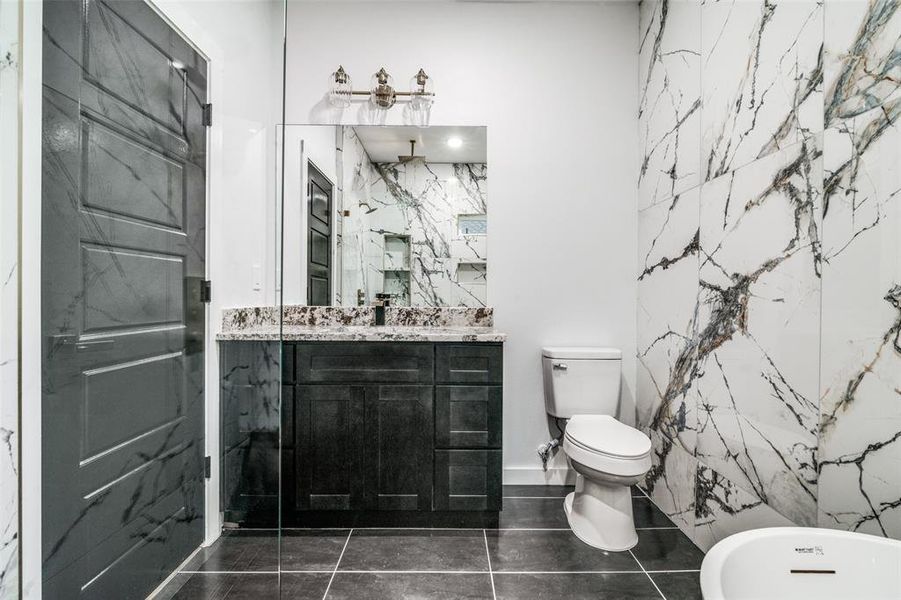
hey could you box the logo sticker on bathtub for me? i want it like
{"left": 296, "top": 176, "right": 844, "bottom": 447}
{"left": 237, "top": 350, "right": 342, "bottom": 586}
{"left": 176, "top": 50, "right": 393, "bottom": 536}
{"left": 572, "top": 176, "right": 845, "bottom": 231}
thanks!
{"left": 793, "top": 546, "right": 824, "bottom": 556}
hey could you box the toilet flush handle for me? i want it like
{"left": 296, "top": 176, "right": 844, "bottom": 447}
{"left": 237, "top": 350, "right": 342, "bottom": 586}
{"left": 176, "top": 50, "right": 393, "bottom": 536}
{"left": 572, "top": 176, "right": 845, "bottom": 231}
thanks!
{"left": 553, "top": 362, "right": 568, "bottom": 371}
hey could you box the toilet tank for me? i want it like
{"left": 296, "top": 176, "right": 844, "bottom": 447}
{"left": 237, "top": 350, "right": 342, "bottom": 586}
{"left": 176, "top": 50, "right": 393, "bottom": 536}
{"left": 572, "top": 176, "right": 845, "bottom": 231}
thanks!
{"left": 541, "top": 347, "right": 622, "bottom": 418}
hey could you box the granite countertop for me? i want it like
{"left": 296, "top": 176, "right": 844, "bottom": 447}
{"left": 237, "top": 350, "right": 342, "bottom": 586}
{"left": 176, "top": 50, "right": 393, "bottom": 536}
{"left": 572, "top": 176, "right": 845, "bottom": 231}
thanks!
{"left": 216, "top": 305, "right": 505, "bottom": 342}
{"left": 216, "top": 324, "right": 506, "bottom": 342}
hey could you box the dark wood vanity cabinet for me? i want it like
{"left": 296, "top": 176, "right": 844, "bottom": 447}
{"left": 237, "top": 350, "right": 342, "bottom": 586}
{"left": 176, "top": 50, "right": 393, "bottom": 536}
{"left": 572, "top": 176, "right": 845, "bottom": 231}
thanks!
{"left": 219, "top": 340, "right": 503, "bottom": 527}
{"left": 281, "top": 341, "right": 503, "bottom": 524}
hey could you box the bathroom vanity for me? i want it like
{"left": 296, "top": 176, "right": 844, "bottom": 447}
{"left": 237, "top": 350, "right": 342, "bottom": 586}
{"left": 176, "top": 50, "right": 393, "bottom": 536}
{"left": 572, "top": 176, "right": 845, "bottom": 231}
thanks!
{"left": 218, "top": 307, "right": 505, "bottom": 527}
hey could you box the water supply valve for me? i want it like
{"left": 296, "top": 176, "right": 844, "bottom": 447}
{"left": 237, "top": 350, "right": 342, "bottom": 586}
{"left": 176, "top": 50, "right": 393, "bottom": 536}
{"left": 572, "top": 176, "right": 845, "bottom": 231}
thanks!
{"left": 537, "top": 438, "right": 561, "bottom": 470}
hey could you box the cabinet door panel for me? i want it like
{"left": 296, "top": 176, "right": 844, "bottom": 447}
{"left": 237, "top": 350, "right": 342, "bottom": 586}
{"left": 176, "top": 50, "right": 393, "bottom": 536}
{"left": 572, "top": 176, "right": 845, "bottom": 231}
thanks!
{"left": 435, "top": 386, "right": 502, "bottom": 448}
{"left": 364, "top": 385, "right": 433, "bottom": 510}
{"left": 295, "top": 385, "right": 365, "bottom": 510}
{"left": 436, "top": 345, "right": 503, "bottom": 384}
{"left": 434, "top": 450, "right": 502, "bottom": 511}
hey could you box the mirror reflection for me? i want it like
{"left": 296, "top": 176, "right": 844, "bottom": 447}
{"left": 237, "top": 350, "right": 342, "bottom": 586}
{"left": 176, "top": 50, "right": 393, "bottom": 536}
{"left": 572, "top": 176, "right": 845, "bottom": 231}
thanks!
{"left": 280, "top": 125, "right": 488, "bottom": 307}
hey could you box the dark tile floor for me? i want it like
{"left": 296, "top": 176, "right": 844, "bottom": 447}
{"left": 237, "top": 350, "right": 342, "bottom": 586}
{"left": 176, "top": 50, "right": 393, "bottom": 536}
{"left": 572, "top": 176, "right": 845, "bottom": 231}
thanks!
{"left": 155, "top": 486, "right": 703, "bottom": 599}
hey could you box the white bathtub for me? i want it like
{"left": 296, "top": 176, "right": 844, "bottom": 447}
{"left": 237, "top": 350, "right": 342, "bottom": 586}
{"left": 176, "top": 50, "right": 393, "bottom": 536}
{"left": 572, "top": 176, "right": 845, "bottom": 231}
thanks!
{"left": 700, "top": 527, "right": 901, "bottom": 600}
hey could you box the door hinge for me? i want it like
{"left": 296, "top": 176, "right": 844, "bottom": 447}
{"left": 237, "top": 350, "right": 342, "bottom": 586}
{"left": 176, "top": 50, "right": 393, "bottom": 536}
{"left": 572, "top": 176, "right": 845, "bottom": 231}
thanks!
{"left": 204, "top": 456, "right": 211, "bottom": 479}
{"left": 202, "top": 103, "right": 212, "bottom": 127}
{"left": 200, "top": 280, "right": 212, "bottom": 303}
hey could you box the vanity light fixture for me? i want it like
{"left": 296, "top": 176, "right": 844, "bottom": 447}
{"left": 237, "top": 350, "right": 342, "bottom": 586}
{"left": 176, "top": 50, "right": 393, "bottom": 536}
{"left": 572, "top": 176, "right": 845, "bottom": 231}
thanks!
{"left": 329, "top": 65, "right": 353, "bottom": 108}
{"left": 327, "top": 66, "right": 436, "bottom": 123}
{"left": 446, "top": 136, "right": 463, "bottom": 149}
{"left": 370, "top": 67, "right": 396, "bottom": 109}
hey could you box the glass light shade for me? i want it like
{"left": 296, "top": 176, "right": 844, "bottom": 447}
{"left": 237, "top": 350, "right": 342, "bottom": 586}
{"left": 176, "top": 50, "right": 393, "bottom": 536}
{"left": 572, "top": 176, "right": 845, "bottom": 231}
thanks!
{"left": 370, "top": 68, "right": 396, "bottom": 109}
{"left": 409, "top": 69, "right": 435, "bottom": 109}
{"left": 329, "top": 66, "right": 352, "bottom": 108}
{"left": 409, "top": 69, "right": 434, "bottom": 127}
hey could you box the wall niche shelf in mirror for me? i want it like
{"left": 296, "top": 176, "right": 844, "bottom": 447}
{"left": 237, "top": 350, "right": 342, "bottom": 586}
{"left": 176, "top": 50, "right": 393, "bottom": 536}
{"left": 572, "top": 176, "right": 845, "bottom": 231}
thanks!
{"left": 278, "top": 124, "right": 488, "bottom": 308}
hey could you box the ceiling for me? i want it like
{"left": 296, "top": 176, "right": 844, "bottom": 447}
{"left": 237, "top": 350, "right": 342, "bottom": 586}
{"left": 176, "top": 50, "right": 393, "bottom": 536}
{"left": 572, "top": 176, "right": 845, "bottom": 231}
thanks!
{"left": 354, "top": 125, "right": 487, "bottom": 163}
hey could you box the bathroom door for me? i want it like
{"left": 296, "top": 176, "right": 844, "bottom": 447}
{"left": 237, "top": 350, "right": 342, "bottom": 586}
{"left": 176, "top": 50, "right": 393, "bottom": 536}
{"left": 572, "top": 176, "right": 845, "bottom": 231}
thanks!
{"left": 307, "top": 161, "right": 332, "bottom": 305}
{"left": 41, "top": 0, "right": 208, "bottom": 597}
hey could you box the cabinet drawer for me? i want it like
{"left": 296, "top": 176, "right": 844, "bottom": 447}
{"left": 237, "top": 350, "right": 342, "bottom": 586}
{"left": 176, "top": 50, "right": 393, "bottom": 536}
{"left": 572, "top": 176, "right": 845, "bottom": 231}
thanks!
{"left": 435, "top": 386, "right": 502, "bottom": 448}
{"left": 436, "top": 345, "right": 503, "bottom": 384}
{"left": 434, "top": 450, "right": 502, "bottom": 511}
{"left": 296, "top": 343, "right": 434, "bottom": 383}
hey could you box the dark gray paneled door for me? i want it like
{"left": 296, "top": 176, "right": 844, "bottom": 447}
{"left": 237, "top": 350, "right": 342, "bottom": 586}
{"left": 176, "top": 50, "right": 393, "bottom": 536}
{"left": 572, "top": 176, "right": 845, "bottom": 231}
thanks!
{"left": 307, "top": 161, "right": 332, "bottom": 305}
{"left": 41, "top": 1, "right": 207, "bottom": 597}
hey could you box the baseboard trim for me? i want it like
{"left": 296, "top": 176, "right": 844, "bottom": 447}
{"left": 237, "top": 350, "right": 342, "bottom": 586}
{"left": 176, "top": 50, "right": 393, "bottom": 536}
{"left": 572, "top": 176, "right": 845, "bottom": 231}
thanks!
{"left": 503, "top": 467, "right": 576, "bottom": 486}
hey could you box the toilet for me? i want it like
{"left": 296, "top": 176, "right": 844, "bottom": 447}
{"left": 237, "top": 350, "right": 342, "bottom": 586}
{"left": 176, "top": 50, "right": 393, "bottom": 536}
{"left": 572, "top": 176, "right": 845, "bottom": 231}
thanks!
{"left": 541, "top": 347, "right": 652, "bottom": 551}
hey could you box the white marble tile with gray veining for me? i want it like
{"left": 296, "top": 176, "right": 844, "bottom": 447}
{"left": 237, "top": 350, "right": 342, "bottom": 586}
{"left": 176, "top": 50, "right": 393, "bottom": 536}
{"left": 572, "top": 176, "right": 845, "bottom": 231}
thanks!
{"left": 639, "top": 0, "right": 701, "bottom": 209}
{"left": 701, "top": 0, "right": 823, "bottom": 181}
{"left": 637, "top": 187, "right": 700, "bottom": 452}
{"left": 694, "top": 137, "right": 823, "bottom": 527}
{"left": 824, "top": 0, "right": 901, "bottom": 130}
{"left": 693, "top": 464, "right": 795, "bottom": 552}
{"left": 642, "top": 430, "right": 698, "bottom": 536}
{"left": 818, "top": 96, "right": 901, "bottom": 539}
{"left": 340, "top": 131, "right": 488, "bottom": 308}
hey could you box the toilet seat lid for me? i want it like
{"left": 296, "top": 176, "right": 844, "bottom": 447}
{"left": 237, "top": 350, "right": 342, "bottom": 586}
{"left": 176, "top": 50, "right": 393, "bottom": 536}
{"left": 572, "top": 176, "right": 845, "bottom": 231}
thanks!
{"left": 565, "top": 415, "right": 651, "bottom": 459}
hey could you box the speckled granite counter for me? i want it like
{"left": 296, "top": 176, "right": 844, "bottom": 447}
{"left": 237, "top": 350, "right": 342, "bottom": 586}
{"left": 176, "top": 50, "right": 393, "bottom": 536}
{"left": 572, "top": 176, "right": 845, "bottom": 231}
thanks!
{"left": 216, "top": 305, "right": 505, "bottom": 342}
{"left": 217, "top": 325, "right": 505, "bottom": 342}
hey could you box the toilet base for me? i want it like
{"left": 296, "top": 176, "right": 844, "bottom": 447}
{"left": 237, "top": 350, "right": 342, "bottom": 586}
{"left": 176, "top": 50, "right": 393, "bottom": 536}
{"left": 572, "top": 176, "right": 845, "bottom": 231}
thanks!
{"left": 564, "top": 476, "right": 637, "bottom": 552}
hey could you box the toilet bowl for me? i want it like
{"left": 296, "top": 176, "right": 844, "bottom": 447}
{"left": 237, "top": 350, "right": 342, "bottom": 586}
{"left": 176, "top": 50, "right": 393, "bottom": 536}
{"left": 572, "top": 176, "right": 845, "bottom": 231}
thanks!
{"left": 541, "top": 347, "right": 652, "bottom": 552}
{"left": 562, "top": 414, "right": 652, "bottom": 551}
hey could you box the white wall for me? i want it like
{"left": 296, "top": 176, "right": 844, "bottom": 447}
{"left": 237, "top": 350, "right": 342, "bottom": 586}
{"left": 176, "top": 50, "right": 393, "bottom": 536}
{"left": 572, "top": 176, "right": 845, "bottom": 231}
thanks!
{"left": 279, "top": 125, "right": 338, "bottom": 305}
{"left": 152, "top": 0, "right": 283, "bottom": 548}
{"left": 284, "top": 0, "right": 640, "bottom": 482}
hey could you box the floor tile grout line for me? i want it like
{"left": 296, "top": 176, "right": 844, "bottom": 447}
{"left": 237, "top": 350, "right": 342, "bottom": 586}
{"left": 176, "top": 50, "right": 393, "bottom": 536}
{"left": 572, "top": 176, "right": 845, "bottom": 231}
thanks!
{"left": 645, "top": 570, "right": 701, "bottom": 574}
{"left": 629, "top": 549, "right": 667, "bottom": 600}
{"left": 282, "top": 527, "right": 485, "bottom": 531}
{"left": 321, "top": 528, "right": 353, "bottom": 600}
{"left": 502, "top": 495, "right": 648, "bottom": 500}
{"left": 482, "top": 529, "right": 497, "bottom": 600}
{"left": 278, "top": 526, "right": 678, "bottom": 532}
{"left": 178, "top": 568, "right": 698, "bottom": 575}
{"left": 288, "top": 569, "right": 492, "bottom": 574}
{"left": 179, "top": 570, "right": 282, "bottom": 575}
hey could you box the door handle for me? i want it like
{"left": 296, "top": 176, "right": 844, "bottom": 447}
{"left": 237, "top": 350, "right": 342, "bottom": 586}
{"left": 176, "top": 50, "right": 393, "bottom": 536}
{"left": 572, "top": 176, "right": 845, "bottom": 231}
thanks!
{"left": 553, "top": 362, "right": 568, "bottom": 371}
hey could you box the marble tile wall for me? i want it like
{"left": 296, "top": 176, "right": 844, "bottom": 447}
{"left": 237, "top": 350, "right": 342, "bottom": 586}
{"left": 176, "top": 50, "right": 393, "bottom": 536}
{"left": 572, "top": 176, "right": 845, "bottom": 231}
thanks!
{"left": 339, "top": 127, "right": 488, "bottom": 307}
{"left": 818, "top": 1, "right": 901, "bottom": 539}
{"left": 339, "top": 126, "right": 381, "bottom": 305}
{"left": 0, "top": 0, "right": 19, "bottom": 593}
{"left": 637, "top": 0, "right": 901, "bottom": 550}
